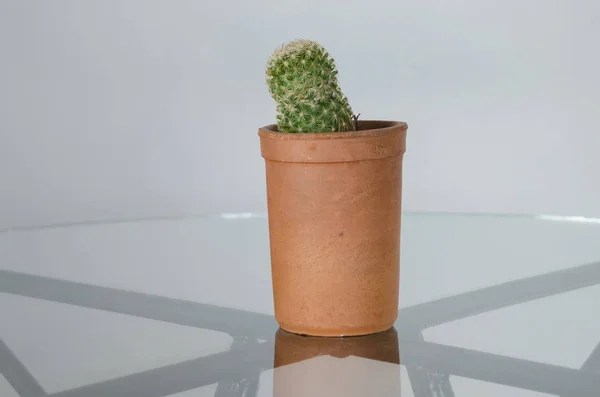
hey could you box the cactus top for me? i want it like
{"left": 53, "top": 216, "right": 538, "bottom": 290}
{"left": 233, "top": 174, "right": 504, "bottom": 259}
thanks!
{"left": 266, "top": 39, "right": 356, "bottom": 133}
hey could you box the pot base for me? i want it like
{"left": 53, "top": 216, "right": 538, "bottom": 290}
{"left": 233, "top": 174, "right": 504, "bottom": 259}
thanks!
{"left": 278, "top": 321, "right": 396, "bottom": 338}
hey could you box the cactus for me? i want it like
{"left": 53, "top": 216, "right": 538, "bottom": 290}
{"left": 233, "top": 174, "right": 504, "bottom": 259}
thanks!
{"left": 265, "top": 39, "right": 357, "bottom": 133}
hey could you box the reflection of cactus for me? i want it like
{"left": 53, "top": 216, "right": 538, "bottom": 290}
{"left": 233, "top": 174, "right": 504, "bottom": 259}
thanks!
{"left": 266, "top": 39, "right": 356, "bottom": 133}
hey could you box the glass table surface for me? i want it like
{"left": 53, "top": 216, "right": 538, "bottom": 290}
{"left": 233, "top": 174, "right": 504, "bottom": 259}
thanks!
{"left": 1, "top": 211, "right": 600, "bottom": 397}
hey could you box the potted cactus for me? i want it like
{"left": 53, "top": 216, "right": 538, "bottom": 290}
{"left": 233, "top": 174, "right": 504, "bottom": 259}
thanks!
{"left": 258, "top": 39, "right": 408, "bottom": 337}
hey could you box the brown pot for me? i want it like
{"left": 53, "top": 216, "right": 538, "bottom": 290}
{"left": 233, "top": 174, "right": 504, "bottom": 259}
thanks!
{"left": 258, "top": 120, "right": 407, "bottom": 337}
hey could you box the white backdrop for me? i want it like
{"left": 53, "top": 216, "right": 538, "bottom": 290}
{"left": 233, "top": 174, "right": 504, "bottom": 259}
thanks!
{"left": 1, "top": 0, "right": 599, "bottom": 228}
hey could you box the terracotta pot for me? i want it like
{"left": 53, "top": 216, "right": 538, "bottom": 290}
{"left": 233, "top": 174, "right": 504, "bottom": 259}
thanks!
{"left": 258, "top": 120, "right": 407, "bottom": 337}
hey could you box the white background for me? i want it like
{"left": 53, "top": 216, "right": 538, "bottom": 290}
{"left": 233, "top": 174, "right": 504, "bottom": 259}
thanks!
{"left": 1, "top": 1, "right": 599, "bottom": 228}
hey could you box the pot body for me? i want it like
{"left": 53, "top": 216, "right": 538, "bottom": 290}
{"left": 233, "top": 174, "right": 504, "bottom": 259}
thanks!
{"left": 259, "top": 120, "right": 407, "bottom": 336}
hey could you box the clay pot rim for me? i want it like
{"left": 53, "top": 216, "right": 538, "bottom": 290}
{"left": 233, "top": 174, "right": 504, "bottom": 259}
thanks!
{"left": 259, "top": 119, "right": 407, "bottom": 163}
{"left": 258, "top": 120, "right": 408, "bottom": 141}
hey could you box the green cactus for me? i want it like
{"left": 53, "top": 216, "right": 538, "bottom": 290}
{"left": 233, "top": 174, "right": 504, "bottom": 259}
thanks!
{"left": 265, "top": 39, "right": 357, "bottom": 133}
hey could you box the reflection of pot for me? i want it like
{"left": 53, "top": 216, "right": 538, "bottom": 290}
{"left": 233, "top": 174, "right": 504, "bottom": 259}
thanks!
{"left": 272, "top": 328, "right": 401, "bottom": 396}
{"left": 274, "top": 327, "right": 400, "bottom": 367}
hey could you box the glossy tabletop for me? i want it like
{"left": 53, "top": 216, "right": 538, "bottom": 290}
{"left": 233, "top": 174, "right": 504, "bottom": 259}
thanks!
{"left": 1, "top": 212, "right": 600, "bottom": 396}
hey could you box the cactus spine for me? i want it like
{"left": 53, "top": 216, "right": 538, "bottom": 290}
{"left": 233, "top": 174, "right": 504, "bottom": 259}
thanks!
{"left": 265, "top": 39, "right": 356, "bottom": 133}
